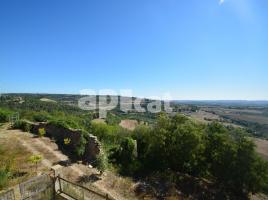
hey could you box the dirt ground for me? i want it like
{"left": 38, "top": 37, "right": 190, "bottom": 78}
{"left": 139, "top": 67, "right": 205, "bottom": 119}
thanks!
{"left": 40, "top": 98, "right": 57, "bottom": 103}
{"left": 119, "top": 119, "right": 138, "bottom": 131}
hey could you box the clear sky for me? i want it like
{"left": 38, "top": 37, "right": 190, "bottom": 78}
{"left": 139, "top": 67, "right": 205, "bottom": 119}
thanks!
{"left": 0, "top": 0, "right": 267, "bottom": 100}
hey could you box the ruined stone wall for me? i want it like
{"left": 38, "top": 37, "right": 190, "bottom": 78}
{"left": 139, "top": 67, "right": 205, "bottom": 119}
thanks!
{"left": 31, "top": 123, "right": 101, "bottom": 162}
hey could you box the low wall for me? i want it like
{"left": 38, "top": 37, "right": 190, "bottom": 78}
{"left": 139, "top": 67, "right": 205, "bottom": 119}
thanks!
{"left": 0, "top": 174, "right": 53, "bottom": 200}
{"left": 32, "top": 123, "right": 101, "bottom": 162}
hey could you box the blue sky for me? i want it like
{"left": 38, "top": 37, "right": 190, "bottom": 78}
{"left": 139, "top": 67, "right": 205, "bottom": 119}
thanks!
{"left": 0, "top": 0, "right": 267, "bottom": 100}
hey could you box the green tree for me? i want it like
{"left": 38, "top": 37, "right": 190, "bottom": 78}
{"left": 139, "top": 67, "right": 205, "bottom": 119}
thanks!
{"left": 109, "top": 137, "right": 138, "bottom": 174}
{"left": 205, "top": 122, "right": 268, "bottom": 198}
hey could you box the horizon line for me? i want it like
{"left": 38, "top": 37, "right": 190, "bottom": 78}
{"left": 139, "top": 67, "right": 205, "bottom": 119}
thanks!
{"left": 1, "top": 92, "right": 268, "bottom": 102}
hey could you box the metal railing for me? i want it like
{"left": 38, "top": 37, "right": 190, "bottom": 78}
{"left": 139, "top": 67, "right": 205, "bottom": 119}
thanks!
{"left": 0, "top": 174, "right": 54, "bottom": 200}
{"left": 56, "top": 176, "right": 115, "bottom": 200}
{"left": 0, "top": 189, "right": 15, "bottom": 200}
{"left": 0, "top": 174, "right": 116, "bottom": 200}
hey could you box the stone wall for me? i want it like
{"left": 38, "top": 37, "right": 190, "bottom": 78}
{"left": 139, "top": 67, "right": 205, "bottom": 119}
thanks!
{"left": 31, "top": 123, "right": 101, "bottom": 162}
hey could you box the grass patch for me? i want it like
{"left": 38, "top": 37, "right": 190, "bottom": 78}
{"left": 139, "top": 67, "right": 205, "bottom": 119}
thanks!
{"left": 0, "top": 139, "right": 34, "bottom": 190}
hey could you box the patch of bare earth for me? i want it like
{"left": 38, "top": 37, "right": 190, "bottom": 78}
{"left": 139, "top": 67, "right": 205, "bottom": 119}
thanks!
{"left": 40, "top": 98, "right": 57, "bottom": 103}
{"left": 119, "top": 119, "right": 138, "bottom": 131}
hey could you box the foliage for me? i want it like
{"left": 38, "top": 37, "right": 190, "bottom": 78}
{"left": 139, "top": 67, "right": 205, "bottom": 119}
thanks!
{"left": 109, "top": 137, "right": 138, "bottom": 175}
{"left": 105, "top": 113, "right": 121, "bottom": 125}
{"left": 0, "top": 108, "right": 12, "bottom": 123}
{"left": 0, "top": 111, "right": 8, "bottom": 123}
{"left": 0, "top": 144, "right": 12, "bottom": 189}
{"left": 0, "top": 168, "right": 11, "bottom": 190}
{"left": 110, "top": 114, "right": 268, "bottom": 198}
{"left": 38, "top": 128, "right": 46, "bottom": 137}
{"left": 95, "top": 152, "right": 108, "bottom": 174}
{"left": 0, "top": 142, "right": 33, "bottom": 190}
{"left": 146, "top": 114, "right": 204, "bottom": 174}
{"left": 64, "top": 138, "right": 71, "bottom": 145}
{"left": 75, "top": 134, "right": 87, "bottom": 157}
{"left": 91, "top": 122, "right": 131, "bottom": 145}
{"left": 48, "top": 118, "right": 79, "bottom": 130}
{"left": 28, "top": 154, "right": 43, "bottom": 171}
{"left": 33, "top": 112, "right": 50, "bottom": 122}
{"left": 203, "top": 122, "right": 268, "bottom": 197}
{"left": 12, "top": 120, "right": 32, "bottom": 132}
{"left": 2, "top": 94, "right": 268, "bottom": 197}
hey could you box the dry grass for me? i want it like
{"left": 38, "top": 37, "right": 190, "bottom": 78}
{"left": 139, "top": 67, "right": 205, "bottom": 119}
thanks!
{"left": 203, "top": 107, "right": 268, "bottom": 125}
{"left": 92, "top": 118, "right": 106, "bottom": 124}
{"left": 95, "top": 171, "right": 137, "bottom": 200}
{"left": 188, "top": 110, "right": 220, "bottom": 123}
{"left": 253, "top": 138, "right": 268, "bottom": 160}
{"left": 188, "top": 110, "right": 241, "bottom": 128}
{"left": 0, "top": 137, "right": 34, "bottom": 188}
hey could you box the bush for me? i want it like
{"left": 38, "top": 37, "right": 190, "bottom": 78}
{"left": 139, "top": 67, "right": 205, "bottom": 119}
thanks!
{"left": 38, "top": 128, "right": 46, "bottom": 137}
{"left": 0, "top": 169, "right": 10, "bottom": 190}
{"left": 109, "top": 137, "right": 138, "bottom": 175}
{"left": 95, "top": 152, "right": 108, "bottom": 174}
{"left": 28, "top": 154, "right": 43, "bottom": 171}
{"left": 48, "top": 119, "right": 70, "bottom": 129}
{"left": 105, "top": 113, "right": 121, "bottom": 125}
{"left": 64, "top": 138, "right": 71, "bottom": 145}
{"left": 0, "top": 109, "right": 11, "bottom": 123}
{"left": 12, "top": 120, "right": 32, "bottom": 132}
{"left": 48, "top": 118, "right": 80, "bottom": 130}
{"left": 75, "top": 134, "right": 87, "bottom": 157}
{"left": 33, "top": 112, "right": 50, "bottom": 122}
{"left": 91, "top": 122, "right": 131, "bottom": 145}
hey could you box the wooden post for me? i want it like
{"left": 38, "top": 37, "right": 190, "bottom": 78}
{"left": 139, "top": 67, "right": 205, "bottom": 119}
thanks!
{"left": 58, "top": 175, "right": 62, "bottom": 193}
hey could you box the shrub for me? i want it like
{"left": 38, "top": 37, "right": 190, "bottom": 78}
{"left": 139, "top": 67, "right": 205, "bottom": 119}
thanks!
{"left": 75, "top": 135, "right": 87, "bottom": 157}
{"left": 105, "top": 113, "right": 121, "bottom": 125}
{"left": 0, "top": 155, "right": 14, "bottom": 190}
{"left": 91, "top": 122, "right": 131, "bottom": 145}
{"left": 64, "top": 138, "right": 71, "bottom": 145}
{"left": 28, "top": 154, "right": 43, "bottom": 171}
{"left": 0, "top": 169, "right": 10, "bottom": 190}
{"left": 95, "top": 152, "right": 108, "bottom": 174}
{"left": 109, "top": 137, "right": 138, "bottom": 175}
{"left": 0, "top": 109, "right": 11, "bottom": 123}
{"left": 48, "top": 119, "right": 70, "bottom": 129}
{"left": 48, "top": 118, "right": 80, "bottom": 130}
{"left": 38, "top": 128, "right": 46, "bottom": 137}
{"left": 12, "top": 120, "right": 32, "bottom": 132}
{"left": 33, "top": 112, "right": 50, "bottom": 122}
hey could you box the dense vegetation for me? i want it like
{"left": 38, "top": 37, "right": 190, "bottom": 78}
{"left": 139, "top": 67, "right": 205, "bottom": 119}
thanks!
{"left": 110, "top": 114, "right": 268, "bottom": 198}
{"left": 1, "top": 94, "right": 268, "bottom": 199}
